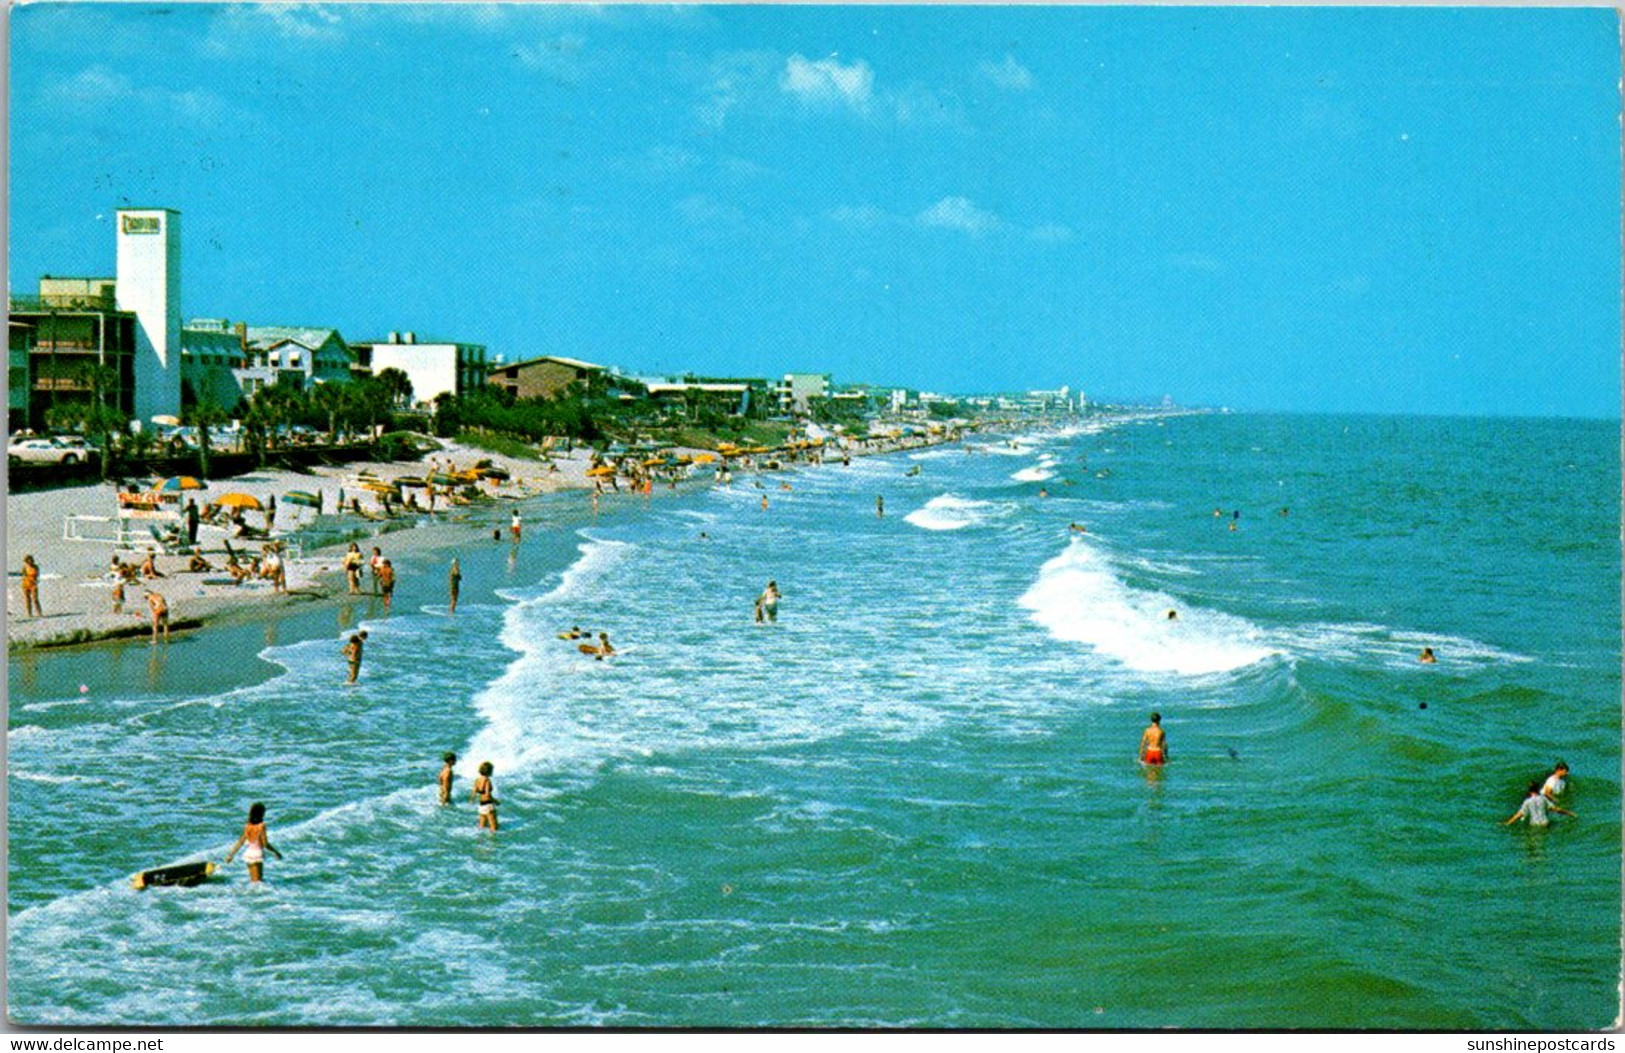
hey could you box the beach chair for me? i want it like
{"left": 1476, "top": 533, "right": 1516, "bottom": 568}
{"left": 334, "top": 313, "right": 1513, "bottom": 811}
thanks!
{"left": 147, "top": 523, "right": 186, "bottom": 554}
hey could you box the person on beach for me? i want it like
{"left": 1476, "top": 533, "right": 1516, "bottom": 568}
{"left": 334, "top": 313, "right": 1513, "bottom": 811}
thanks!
{"left": 439, "top": 752, "right": 457, "bottom": 805}
{"left": 377, "top": 559, "right": 396, "bottom": 611}
{"left": 343, "top": 543, "right": 364, "bottom": 594}
{"left": 448, "top": 558, "right": 462, "bottom": 614}
{"left": 369, "top": 547, "right": 384, "bottom": 595}
{"left": 343, "top": 630, "right": 368, "bottom": 683}
{"left": 263, "top": 545, "right": 286, "bottom": 594}
{"left": 225, "top": 801, "right": 284, "bottom": 882}
{"left": 20, "top": 554, "right": 42, "bottom": 618}
{"left": 1139, "top": 712, "right": 1168, "bottom": 766}
{"left": 511, "top": 510, "right": 522, "bottom": 542}
{"left": 185, "top": 498, "right": 200, "bottom": 547}
{"left": 1505, "top": 782, "right": 1575, "bottom": 827}
{"left": 472, "top": 761, "right": 499, "bottom": 831}
{"left": 756, "top": 581, "right": 782, "bottom": 624}
{"left": 1542, "top": 762, "right": 1570, "bottom": 801}
{"left": 140, "top": 549, "right": 166, "bottom": 580}
{"left": 145, "top": 590, "right": 170, "bottom": 643}
{"left": 1419, "top": 647, "right": 1437, "bottom": 664}
{"left": 111, "top": 578, "right": 125, "bottom": 614}
{"left": 876, "top": 495, "right": 885, "bottom": 518}
{"left": 187, "top": 552, "right": 214, "bottom": 573}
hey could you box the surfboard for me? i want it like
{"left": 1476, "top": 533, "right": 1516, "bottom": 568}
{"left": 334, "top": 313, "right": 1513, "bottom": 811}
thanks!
{"left": 132, "top": 861, "right": 216, "bottom": 890}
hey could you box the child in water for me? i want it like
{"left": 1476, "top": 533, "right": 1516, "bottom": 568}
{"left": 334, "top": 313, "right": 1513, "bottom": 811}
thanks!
{"left": 438, "top": 752, "right": 457, "bottom": 805}
{"left": 472, "top": 761, "right": 499, "bottom": 830}
{"left": 225, "top": 801, "right": 284, "bottom": 882}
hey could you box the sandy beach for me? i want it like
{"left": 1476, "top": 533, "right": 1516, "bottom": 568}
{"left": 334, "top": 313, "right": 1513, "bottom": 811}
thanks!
{"left": 6, "top": 430, "right": 963, "bottom": 650}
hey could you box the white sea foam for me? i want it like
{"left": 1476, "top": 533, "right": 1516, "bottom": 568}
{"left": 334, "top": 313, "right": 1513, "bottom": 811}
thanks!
{"left": 1018, "top": 539, "right": 1276, "bottom": 676}
{"left": 1011, "top": 465, "right": 1057, "bottom": 483}
{"left": 903, "top": 494, "right": 1012, "bottom": 532}
{"left": 1277, "top": 622, "right": 1533, "bottom": 669}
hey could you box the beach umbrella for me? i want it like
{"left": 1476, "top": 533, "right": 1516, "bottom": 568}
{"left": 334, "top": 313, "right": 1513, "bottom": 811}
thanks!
{"left": 586, "top": 466, "right": 617, "bottom": 478}
{"left": 282, "top": 490, "right": 322, "bottom": 509}
{"left": 215, "top": 492, "right": 263, "bottom": 510}
{"left": 157, "top": 476, "right": 205, "bottom": 492}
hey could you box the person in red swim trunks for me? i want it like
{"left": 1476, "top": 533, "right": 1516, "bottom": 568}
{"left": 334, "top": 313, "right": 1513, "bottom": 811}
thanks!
{"left": 1139, "top": 712, "right": 1169, "bottom": 765}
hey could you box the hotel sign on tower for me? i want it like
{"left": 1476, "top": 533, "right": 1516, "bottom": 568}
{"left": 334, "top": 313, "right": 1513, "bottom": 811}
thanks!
{"left": 114, "top": 207, "right": 182, "bottom": 422}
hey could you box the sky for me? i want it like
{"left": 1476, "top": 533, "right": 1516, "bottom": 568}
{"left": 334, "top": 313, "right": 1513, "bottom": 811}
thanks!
{"left": 9, "top": 3, "right": 1622, "bottom": 416}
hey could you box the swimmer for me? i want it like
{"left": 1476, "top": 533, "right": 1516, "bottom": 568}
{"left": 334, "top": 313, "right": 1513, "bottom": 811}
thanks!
{"left": 510, "top": 510, "right": 522, "bottom": 541}
{"left": 876, "top": 495, "right": 885, "bottom": 518}
{"left": 1069, "top": 523, "right": 1087, "bottom": 534}
{"left": 438, "top": 752, "right": 457, "bottom": 805}
{"left": 594, "top": 631, "right": 616, "bottom": 659}
{"left": 779, "top": 482, "right": 792, "bottom": 491}
{"left": 1419, "top": 647, "right": 1437, "bottom": 664}
{"left": 1505, "top": 781, "right": 1574, "bottom": 827}
{"left": 756, "top": 580, "right": 782, "bottom": 624}
{"left": 448, "top": 557, "right": 461, "bottom": 614}
{"left": 1139, "top": 712, "right": 1168, "bottom": 766}
{"left": 472, "top": 761, "right": 499, "bottom": 831}
{"left": 1166, "top": 609, "right": 1179, "bottom": 621}
{"left": 342, "top": 630, "right": 368, "bottom": 683}
{"left": 558, "top": 625, "right": 586, "bottom": 640}
{"left": 760, "top": 495, "right": 769, "bottom": 511}
{"left": 1038, "top": 488, "right": 1048, "bottom": 499}
{"left": 1541, "top": 762, "right": 1570, "bottom": 801}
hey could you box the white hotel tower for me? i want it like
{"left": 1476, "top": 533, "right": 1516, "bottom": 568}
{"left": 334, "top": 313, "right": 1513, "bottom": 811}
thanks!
{"left": 114, "top": 207, "right": 182, "bottom": 422}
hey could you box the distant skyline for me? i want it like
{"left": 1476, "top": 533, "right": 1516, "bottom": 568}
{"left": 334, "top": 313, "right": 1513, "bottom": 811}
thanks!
{"left": 9, "top": 4, "right": 1621, "bottom": 417}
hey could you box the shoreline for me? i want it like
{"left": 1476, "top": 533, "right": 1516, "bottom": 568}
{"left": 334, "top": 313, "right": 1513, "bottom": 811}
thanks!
{"left": 6, "top": 425, "right": 1004, "bottom": 654}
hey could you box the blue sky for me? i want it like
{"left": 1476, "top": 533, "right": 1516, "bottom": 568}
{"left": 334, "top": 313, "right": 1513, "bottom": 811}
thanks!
{"left": 10, "top": 4, "right": 1621, "bottom": 416}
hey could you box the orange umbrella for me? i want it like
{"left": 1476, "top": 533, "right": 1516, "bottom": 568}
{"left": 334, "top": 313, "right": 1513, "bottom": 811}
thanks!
{"left": 214, "top": 492, "right": 263, "bottom": 510}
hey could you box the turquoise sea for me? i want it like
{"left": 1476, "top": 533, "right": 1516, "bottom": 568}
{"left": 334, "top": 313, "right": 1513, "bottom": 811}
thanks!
{"left": 7, "top": 412, "right": 1620, "bottom": 1029}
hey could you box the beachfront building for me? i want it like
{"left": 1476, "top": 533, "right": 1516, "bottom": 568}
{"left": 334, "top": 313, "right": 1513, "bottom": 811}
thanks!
{"left": 487, "top": 355, "right": 611, "bottom": 401}
{"left": 7, "top": 281, "right": 138, "bottom": 431}
{"left": 775, "top": 373, "right": 832, "bottom": 415}
{"left": 115, "top": 208, "right": 183, "bottom": 423}
{"left": 645, "top": 381, "right": 755, "bottom": 418}
{"left": 180, "top": 319, "right": 251, "bottom": 409}
{"left": 244, "top": 326, "right": 353, "bottom": 388}
{"left": 351, "top": 332, "right": 488, "bottom": 407}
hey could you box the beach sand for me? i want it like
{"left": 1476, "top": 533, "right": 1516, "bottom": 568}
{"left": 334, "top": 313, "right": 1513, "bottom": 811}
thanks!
{"left": 7, "top": 431, "right": 962, "bottom": 650}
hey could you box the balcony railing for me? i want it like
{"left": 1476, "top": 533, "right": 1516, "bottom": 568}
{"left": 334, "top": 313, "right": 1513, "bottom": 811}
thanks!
{"left": 9, "top": 293, "right": 119, "bottom": 312}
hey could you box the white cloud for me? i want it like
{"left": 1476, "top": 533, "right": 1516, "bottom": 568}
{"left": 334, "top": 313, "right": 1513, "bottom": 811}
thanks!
{"left": 201, "top": 4, "right": 343, "bottom": 54}
{"left": 43, "top": 67, "right": 237, "bottom": 127}
{"left": 978, "top": 55, "right": 1035, "bottom": 91}
{"left": 515, "top": 33, "right": 588, "bottom": 83}
{"left": 916, "top": 197, "right": 1003, "bottom": 236}
{"left": 780, "top": 54, "right": 874, "bottom": 112}
{"left": 694, "top": 49, "right": 779, "bottom": 128}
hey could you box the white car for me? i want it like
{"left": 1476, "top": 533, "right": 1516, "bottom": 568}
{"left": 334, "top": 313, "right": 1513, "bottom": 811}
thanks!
{"left": 8, "top": 437, "right": 96, "bottom": 466}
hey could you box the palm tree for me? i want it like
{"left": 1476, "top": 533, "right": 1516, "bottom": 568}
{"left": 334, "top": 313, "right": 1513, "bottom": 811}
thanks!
{"left": 180, "top": 398, "right": 229, "bottom": 478}
{"left": 375, "top": 367, "right": 414, "bottom": 410}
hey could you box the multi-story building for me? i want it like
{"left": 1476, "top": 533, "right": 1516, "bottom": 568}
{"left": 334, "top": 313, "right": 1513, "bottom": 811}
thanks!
{"left": 7, "top": 281, "right": 139, "bottom": 432}
{"left": 487, "top": 355, "right": 611, "bottom": 401}
{"left": 351, "top": 332, "right": 488, "bottom": 407}
{"left": 114, "top": 208, "right": 182, "bottom": 422}
{"left": 775, "top": 372, "right": 832, "bottom": 415}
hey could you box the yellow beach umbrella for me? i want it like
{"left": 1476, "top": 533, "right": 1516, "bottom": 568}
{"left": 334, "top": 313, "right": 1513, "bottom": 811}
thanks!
{"left": 214, "top": 492, "right": 263, "bottom": 510}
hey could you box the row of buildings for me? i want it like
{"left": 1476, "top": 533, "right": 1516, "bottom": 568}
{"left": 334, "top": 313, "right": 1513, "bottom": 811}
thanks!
{"left": 9, "top": 206, "right": 1084, "bottom": 434}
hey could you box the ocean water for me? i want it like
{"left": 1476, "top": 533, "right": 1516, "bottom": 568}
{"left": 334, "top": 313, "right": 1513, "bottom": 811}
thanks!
{"left": 7, "top": 412, "right": 1620, "bottom": 1029}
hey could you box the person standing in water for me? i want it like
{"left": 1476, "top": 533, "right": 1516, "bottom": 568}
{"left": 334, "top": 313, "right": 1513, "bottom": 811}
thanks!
{"left": 377, "top": 559, "right": 396, "bottom": 612}
{"left": 1139, "top": 712, "right": 1168, "bottom": 765}
{"left": 756, "top": 581, "right": 782, "bottom": 623}
{"left": 1541, "top": 762, "right": 1570, "bottom": 801}
{"left": 343, "top": 630, "right": 368, "bottom": 684}
{"left": 438, "top": 752, "right": 457, "bottom": 805}
{"left": 19, "top": 554, "right": 42, "bottom": 618}
{"left": 1505, "top": 782, "right": 1575, "bottom": 827}
{"left": 1419, "top": 647, "right": 1437, "bottom": 664}
{"left": 472, "top": 761, "right": 499, "bottom": 831}
{"left": 876, "top": 495, "right": 885, "bottom": 518}
{"left": 342, "top": 543, "right": 364, "bottom": 594}
{"left": 448, "top": 557, "right": 462, "bottom": 614}
{"left": 145, "top": 590, "right": 170, "bottom": 643}
{"left": 510, "top": 510, "right": 522, "bottom": 542}
{"left": 224, "top": 801, "right": 284, "bottom": 882}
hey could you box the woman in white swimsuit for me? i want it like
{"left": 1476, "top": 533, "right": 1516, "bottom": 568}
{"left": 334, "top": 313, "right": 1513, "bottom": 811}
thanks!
{"left": 225, "top": 801, "right": 284, "bottom": 882}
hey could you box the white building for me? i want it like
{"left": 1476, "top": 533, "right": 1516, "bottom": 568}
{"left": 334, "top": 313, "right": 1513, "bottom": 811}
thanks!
{"left": 352, "top": 331, "right": 488, "bottom": 407}
{"left": 775, "top": 372, "right": 831, "bottom": 415}
{"left": 114, "top": 207, "right": 182, "bottom": 422}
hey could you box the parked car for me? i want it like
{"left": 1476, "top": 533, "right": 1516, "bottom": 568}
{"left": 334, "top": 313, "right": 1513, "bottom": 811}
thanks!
{"left": 8, "top": 436, "right": 96, "bottom": 467}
